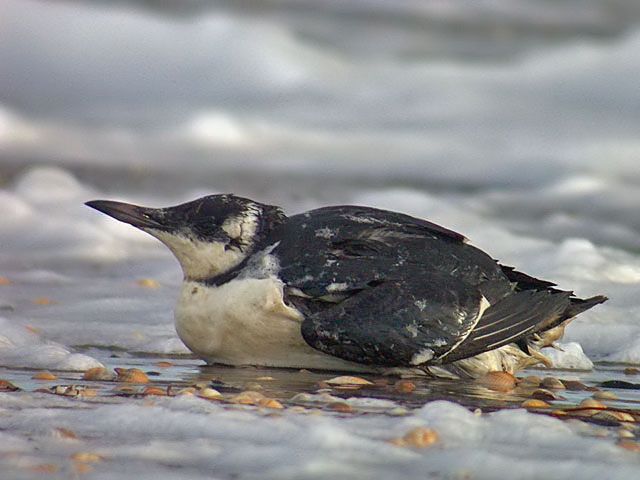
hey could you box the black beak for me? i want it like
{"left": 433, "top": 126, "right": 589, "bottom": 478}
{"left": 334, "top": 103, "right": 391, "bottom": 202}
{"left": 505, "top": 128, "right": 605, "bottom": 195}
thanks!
{"left": 85, "top": 200, "right": 165, "bottom": 230}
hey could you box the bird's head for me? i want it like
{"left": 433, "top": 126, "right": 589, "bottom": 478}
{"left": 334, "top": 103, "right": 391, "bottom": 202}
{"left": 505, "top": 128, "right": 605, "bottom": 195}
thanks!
{"left": 86, "top": 194, "right": 285, "bottom": 281}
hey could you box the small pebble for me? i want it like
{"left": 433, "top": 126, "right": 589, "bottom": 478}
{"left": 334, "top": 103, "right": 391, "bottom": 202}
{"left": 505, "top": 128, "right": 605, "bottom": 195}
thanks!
{"left": 32, "top": 371, "right": 57, "bottom": 380}
{"left": 142, "top": 386, "right": 166, "bottom": 396}
{"left": 77, "top": 388, "right": 98, "bottom": 397}
{"left": 393, "top": 380, "right": 416, "bottom": 393}
{"left": 475, "top": 371, "right": 515, "bottom": 392}
{"left": 541, "top": 377, "right": 566, "bottom": 389}
{"left": 154, "top": 361, "right": 173, "bottom": 367}
{"left": 74, "top": 464, "right": 93, "bottom": 473}
{"left": 137, "top": 278, "right": 160, "bottom": 287}
{"left": 617, "top": 428, "right": 635, "bottom": 439}
{"left": 325, "top": 376, "right": 373, "bottom": 386}
{"left": 624, "top": 367, "right": 640, "bottom": 375}
{"left": 197, "top": 388, "right": 222, "bottom": 399}
{"left": 115, "top": 368, "right": 149, "bottom": 383}
{"left": 390, "top": 426, "right": 438, "bottom": 448}
{"left": 617, "top": 439, "right": 640, "bottom": 451}
{"left": 230, "top": 391, "right": 265, "bottom": 405}
{"left": 31, "top": 297, "right": 53, "bottom": 304}
{"left": 0, "top": 379, "right": 21, "bottom": 392}
{"left": 259, "top": 398, "right": 284, "bottom": 409}
{"left": 521, "top": 399, "right": 549, "bottom": 408}
{"left": 592, "top": 391, "right": 617, "bottom": 400}
{"left": 54, "top": 427, "right": 78, "bottom": 439}
{"left": 178, "top": 387, "right": 197, "bottom": 396}
{"left": 562, "top": 380, "right": 587, "bottom": 391}
{"left": 70, "top": 452, "right": 103, "bottom": 463}
{"left": 328, "top": 402, "right": 353, "bottom": 412}
{"left": 255, "top": 376, "right": 275, "bottom": 381}
{"left": 82, "top": 367, "right": 116, "bottom": 381}
{"left": 576, "top": 398, "right": 606, "bottom": 416}
{"left": 518, "top": 375, "right": 541, "bottom": 387}
{"left": 244, "top": 382, "right": 264, "bottom": 390}
{"left": 530, "top": 389, "right": 558, "bottom": 401}
{"left": 0, "top": 276, "right": 11, "bottom": 284}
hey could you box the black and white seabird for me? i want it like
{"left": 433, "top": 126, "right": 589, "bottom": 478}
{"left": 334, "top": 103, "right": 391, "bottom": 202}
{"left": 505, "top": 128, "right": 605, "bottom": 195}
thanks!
{"left": 86, "top": 195, "right": 607, "bottom": 378}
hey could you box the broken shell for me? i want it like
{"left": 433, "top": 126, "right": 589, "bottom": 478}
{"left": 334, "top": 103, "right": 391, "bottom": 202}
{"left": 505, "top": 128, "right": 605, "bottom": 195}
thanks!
{"left": 608, "top": 411, "right": 636, "bottom": 422}
{"left": 521, "top": 399, "right": 549, "bottom": 408}
{"left": 561, "top": 380, "right": 587, "bottom": 391}
{"left": 197, "top": 388, "right": 222, "bottom": 400}
{"left": 475, "top": 371, "right": 516, "bottom": 392}
{"left": 530, "top": 389, "right": 558, "bottom": 401}
{"left": 77, "top": 388, "right": 98, "bottom": 397}
{"left": 541, "top": 377, "right": 566, "bottom": 389}
{"left": 259, "top": 398, "right": 284, "bottom": 409}
{"left": 178, "top": 387, "right": 197, "bottom": 396}
{"left": 32, "top": 371, "right": 57, "bottom": 380}
{"left": 154, "top": 361, "right": 173, "bottom": 367}
{"left": 328, "top": 402, "right": 353, "bottom": 412}
{"left": 592, "top": 391, "right": 617, "bottom": 400}
{"left": 255, "top": 376, "right": 275, "bottom": 381}
{"left": 0, "top": 276, "right": 11, "bottom": 284}
{"left": 617, "top": 439, "right": 640, "bottom": 451}
{"left": 137, "top": 278, "right": 160, "bottom": 287}
{"left": 230, "top": 391, "right": 265, "bottom": 405}
{"left": 82, "top": 367, "right": 116, "bottom": 381}
{"left": 31, "top": 297, "right": 53, "bottom": 304}
{"left": 325, "top": 376, "right": 373, "bottom": 386}
{"left": 115, "top": 368, "right": 149, "bottom": 383}
{"left": 70, "top": 452, "right": 103, "bottom": 462}
{"left": 142, "top": 386, "right": 166, "bottom": 396}
{"left": 617, "top": 428, "right": 635, "bottom": 438}
{"left": 54, "top": 427, "right": 78, "bottom": 439}
{"left": 74, "top": 463, "right": 93, "bottom": 473}
{"left": 518, "top": 375, "right": 541, "bottom": 387}
{"left": 0, "top": 379, "right": 21, "bottom": 392}
{"left": 576, "top": 398, "right": 606, "bottom": 416}
{"left": 393, "top": 380, "right": 416, "bottom": 393}
{"left": 391, "top": 426, "right": 438, "bottom": 448}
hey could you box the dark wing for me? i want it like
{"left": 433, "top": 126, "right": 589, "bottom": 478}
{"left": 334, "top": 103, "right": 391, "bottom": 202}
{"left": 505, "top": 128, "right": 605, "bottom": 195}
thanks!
{"left": 272, "top": 205, "right": 510, "bottom": 302}
{"left": 297, "top": 276, "right": 487, "bottom": 366}
{"left": 270, "top": 206, "right": 519, "bottom": 366}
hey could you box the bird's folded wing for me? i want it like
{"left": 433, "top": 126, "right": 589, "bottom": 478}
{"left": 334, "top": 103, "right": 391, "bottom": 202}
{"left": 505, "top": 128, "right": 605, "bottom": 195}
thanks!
{"left": 439, "top": 289, "right": 572, "bottom": 363}
{"left": 299, "top": 278, "right": 486, "bottom": 367}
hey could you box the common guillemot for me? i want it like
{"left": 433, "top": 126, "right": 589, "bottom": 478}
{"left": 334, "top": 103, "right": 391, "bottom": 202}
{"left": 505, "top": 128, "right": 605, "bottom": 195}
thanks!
{"left": 86, "top": 195, "right": 607, "bottom": 378}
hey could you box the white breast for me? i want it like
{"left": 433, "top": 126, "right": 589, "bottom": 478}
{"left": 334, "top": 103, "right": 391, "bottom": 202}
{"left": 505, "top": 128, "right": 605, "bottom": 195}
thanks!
{"left": 174, "top": 277, "right": 367, "bottom": 371}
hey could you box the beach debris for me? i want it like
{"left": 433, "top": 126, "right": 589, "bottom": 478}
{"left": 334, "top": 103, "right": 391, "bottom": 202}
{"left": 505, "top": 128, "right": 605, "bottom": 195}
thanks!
{"left": 82, "top": 367, "right": 116, "bottom": 381}
{"left": 521, "top": 399, "right": 550, "bottom": 409}
{"left": 0, "top": 379, "right": 21, "bottom": 392}
{"left": 475, "top": 371, "right": 516, "bottom": 392}
{"left": 196, "top": 387, "right": 222, "bottom": 400}
{"left": 115, "top": 368, "right": 150, "bottom": 383}
{"left": 325, "top": 376, "right": 373, "bottom": 386}
{"left": 540, "top": 377, "right": 565, "bottom": 389}
{"left": 616, "top": 439, "right": 640, "bottom": 451}
{"left": 592, "top": 390, "right": 617, "bottom": 400}
{"left": 229, "top": 390, "right": 265, "bottom": 405}
{"left": 70, "top": 452, "right": 103, "bottom": 463}
{"left": 390, "top": 426, "right": 439, "bottom": 448}
{"left": 154, "top": 361, "right": 173, "bottom": 367}
{"left": 142, "top": 386, "right": 166, "bottom": 396}
{"left": 393, "top": 380, "right": 416, "bottom": 393}
{"left": 575, "top": 398, "right": 606, "bottom": 416}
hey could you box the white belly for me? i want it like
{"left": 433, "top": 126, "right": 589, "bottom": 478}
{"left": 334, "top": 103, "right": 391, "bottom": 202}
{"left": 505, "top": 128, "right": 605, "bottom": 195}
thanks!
{"left": 174, "top": 277, "right": 367, "bottom": 371}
